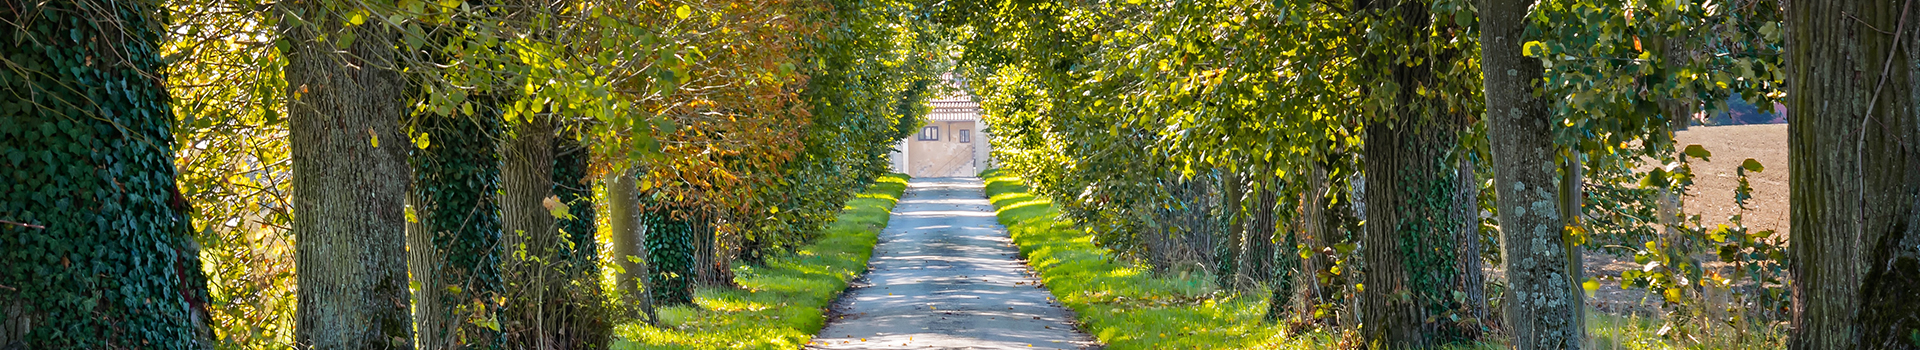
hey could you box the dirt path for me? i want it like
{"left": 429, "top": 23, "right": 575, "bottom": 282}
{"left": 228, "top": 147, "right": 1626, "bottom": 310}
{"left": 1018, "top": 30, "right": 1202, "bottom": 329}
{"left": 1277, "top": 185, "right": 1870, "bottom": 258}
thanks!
{"left": 808, "top": 177, "right": 1097, "bottom": 350}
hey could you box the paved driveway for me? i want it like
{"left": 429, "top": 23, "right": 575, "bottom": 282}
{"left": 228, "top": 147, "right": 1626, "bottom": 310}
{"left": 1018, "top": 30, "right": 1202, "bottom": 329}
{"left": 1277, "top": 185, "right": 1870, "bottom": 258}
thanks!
{"left": 808, "top": 177, "right": 1096, "bottom": 350}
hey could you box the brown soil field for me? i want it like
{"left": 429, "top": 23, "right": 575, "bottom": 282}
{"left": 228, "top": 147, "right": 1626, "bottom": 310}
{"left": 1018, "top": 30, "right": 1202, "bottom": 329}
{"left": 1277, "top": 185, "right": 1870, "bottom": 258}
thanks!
{"left": 1672, "top": 123, "right": 1789, "bottom": 237}
{"left": 1515, "top": 124, "right": 1791, "bottom": 315}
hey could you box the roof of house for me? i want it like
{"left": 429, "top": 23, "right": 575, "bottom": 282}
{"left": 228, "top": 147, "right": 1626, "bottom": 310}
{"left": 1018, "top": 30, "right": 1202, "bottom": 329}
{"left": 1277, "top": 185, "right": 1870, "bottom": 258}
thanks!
{"left": 927, "top": 98, "right": 980, "bottom": 122}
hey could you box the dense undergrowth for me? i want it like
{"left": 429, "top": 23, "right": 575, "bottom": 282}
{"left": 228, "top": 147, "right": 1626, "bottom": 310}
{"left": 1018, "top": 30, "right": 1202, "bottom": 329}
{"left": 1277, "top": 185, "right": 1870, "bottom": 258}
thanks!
{"left": 612, "top": 174, "right": 908, "bottom": 349}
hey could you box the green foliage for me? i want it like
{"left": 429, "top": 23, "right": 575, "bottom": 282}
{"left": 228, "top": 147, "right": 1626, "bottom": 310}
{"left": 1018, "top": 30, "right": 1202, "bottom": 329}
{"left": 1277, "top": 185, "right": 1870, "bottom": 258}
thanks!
{"left": 409, "top": 110, "right": 506, "bottom": 348}
{"left": 981, "top": 170, "right": 1335, "bottom": 349}
{"left": 0, "top": 0, "right": 213, "bottom": 347}
{"left": 614, "top": 174, "right": 907, "bottom": 349}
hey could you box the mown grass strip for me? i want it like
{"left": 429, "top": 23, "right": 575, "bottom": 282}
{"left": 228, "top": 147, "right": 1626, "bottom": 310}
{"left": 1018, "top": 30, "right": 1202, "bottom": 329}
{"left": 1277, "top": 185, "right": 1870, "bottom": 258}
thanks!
{"left": 614, "top": 173, "right": 909, "bottom": 349}
{"left": 981, "top": 169, "right": 1342, "bottom": 350}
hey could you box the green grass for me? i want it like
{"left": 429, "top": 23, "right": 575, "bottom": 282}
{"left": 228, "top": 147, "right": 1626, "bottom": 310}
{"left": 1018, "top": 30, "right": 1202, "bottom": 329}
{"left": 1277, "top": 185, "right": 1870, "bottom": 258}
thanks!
{"left": 985, "top": 169, "right": 1790, "bottom": 350}
{"left": 981, "top": 169, "right": 1339, "bottom": 350}
{"left": 612, "top": 173, "right": 909, "bottom": 349}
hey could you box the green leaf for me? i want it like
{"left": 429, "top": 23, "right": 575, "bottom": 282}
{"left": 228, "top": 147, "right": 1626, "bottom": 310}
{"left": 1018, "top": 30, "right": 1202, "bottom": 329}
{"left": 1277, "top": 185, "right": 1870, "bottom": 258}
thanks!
{"left": 1523, "top": 41, "right": 1547, "bottom": 57}
{"left": 1741, "top": 158, "right": 1764, "bottom": 172}
{"left": 1683, "top": 144, "right": 1711, "bottom": 160}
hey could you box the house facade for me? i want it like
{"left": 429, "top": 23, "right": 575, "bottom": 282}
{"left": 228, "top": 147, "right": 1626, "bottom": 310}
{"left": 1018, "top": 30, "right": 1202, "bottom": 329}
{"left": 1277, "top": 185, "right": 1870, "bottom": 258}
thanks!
{"left": 892, "top": 96, "right": 992, "bottom": 177}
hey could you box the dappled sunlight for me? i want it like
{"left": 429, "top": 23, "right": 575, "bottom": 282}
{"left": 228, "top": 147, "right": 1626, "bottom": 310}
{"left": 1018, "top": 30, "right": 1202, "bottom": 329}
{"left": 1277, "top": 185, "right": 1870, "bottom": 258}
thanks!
{"left": 613, "top": 174, "right": 908, "bottom": 349}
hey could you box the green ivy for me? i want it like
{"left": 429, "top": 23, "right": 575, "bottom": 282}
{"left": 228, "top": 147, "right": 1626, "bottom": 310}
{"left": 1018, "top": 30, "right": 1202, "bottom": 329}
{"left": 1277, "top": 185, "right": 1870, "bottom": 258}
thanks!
{"left": 643, "top": 202, "right": 696, "bottom": 306}
{"left": 409, "top": 109, "right": 504, "bottom": 348}
{"left": 0, "top": 0, "right": 212, "bottom": 348}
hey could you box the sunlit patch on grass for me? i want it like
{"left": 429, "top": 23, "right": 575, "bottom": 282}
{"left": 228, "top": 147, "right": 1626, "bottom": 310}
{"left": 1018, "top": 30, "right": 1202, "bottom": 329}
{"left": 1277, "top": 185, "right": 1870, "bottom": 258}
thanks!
{"left": 979, "top": 169, "right": 1333, "bottom": 350}
{"left": 611, "top": 173, "right": 908, "bottom": 349}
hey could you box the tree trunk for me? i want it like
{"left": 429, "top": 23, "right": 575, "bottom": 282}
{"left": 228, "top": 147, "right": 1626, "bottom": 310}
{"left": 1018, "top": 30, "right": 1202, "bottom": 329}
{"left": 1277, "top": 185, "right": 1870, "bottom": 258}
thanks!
{"left": 550, "top": 132, "right": 610, "bottom": 350}
{"left": 1217, "top": 173, "right": 1246, "bottom": 290}
{"left": 1478, "top": 0, "right": 1583, "bottom": 347}
{"left": 646, "top": 202, "right": 698, "bottom": 306}
{"left": 1556, "top": 151, "right": 1586, "bottom": 328}
{"left": 1357, "top": 0, "right": 1483, "bottom": 344}
{"left": 1453, "top": 157, "right": 1488, "bottom": 336}
{"left": 607, "top": 168, "right": 660, "bottom": 323}
{"left": 0, "top": 1, "right": 216, "bottom": 346}
{"left": 1292, "top": 164, "right": 1338, "bottom": 326}
{"left": 499, "top": 117, "right": 557, "bottom": 349}
{"left": 1240, "top": 179, "right": 1279, "bottom": 287}
{"left": 1359, "top": 113, "right": 1472, "bottom": 347}
{"left": 282, "top": 0, "right": 415, "bottom": 347}
{"left": 1786, "top": 0, "right": 1920, "bottom": 348}
{"left": 408, "top": 110, "right": 505, "bottom": 350}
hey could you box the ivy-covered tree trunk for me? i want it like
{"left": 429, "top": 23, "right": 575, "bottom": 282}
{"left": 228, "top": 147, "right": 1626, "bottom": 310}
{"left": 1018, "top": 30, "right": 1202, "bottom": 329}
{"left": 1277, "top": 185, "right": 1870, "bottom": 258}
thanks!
{"left": 606, "top": 168, "right": 659, "bottom": 322}
{"left": 498, "top": 117, "right": 557, "bottom": 349}
{"left": 551, "top": 132, "right": 610, "bottom": 349}
{"left": 1479, "top": 0, "right": 1584, "bottom": 346}
{"left": 406, "top": 111, "right": 505, "bottom": 350}
{"left": 646, "top": 203, "right": 697, "bottom": 306}
{"left": 1785, "top": 0, "right": 1920, "bottom": 348}
{"left": 0, "top": 1, "right": 215, "bottom": 347}
{"left": 281, "top": 0, "right": 415, "bottom": 347}
{"left": 1359, "top": 112, "right": 1475, "bottom": 347}
{"left": 1357, "top": 0, "right": 1483, "bottom": 344}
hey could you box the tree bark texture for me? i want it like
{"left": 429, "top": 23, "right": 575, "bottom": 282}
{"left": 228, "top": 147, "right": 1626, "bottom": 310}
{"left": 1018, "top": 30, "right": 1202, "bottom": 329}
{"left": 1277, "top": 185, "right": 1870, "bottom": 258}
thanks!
{"left": 1240, "top": 179, "right": 1280, "bottom": 286}
{"left": 283, "top": 1, "right": 415, "bottom": 348}
{"left": 1786, "top": 0, "right": 1920, "bottom": 348}
{"left": 549, "top": 132, "right": 610, "bottom": 349}
{"left": 1478, "top": 0, "right": 1583, "bottom": 347}
{"left": 606, "top": 168, "right": 659, "bottom": 322}
{"left": 407, "top": 112, "right": 505, "bottom": 350}
{"left": 1453, "top": 157, "right": 1488, "bottom": 335}
{"left": 0, "top": 1, "right": 216, "bottom": 346}
{"left": 498, "top": 117, "right": 558, "bottom": 349}
{"left": 1359, "top": 109, "right": 1476, "bottom": 347}
{"left": 1357, "top": 0, "right": 1483, "bottom": 345}
{"left": 1292, "top": 164, "right": 1339, "bottom": 326}
{"left": 1217, "top": 173, "right": 1247, "bottom": 289}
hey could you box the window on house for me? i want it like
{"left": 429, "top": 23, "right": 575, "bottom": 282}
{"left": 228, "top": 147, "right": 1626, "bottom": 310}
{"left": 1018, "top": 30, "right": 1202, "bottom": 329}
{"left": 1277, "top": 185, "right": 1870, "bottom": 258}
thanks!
{"left": 919, "top": 126, "right": 939, "bottom": 141}
{"left": 958, "top": 129, "right": 971, "bottom": 143}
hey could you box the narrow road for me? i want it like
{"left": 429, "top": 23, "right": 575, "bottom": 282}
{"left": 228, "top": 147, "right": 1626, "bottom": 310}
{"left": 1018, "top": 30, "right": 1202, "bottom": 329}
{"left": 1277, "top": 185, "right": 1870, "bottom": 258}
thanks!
{"left": 808, "top": 177, "right": 1096, "bottom": 350}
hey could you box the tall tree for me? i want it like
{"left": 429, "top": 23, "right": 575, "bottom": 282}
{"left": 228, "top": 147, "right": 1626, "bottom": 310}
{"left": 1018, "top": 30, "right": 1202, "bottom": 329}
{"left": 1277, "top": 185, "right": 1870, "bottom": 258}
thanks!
{"left": 1785, "top": 0, "right": 1920, "bottom": 348}
{"left": 0, "top": 0, "right": 215, "bottom": 347}
{"left": 406, "top": 110, "right": 505, "bottom": 350}
{"left": 551, "top": 128, "right": 611, "bottom": 349}
{"left": 1355, "top": 0, "right": 1484, "bottom": 345}
{"left": 1478, "top": 0, "right": 1584, "bottom": 347}
{"left": 606, "top": 168, "right": 659, "bottom": 322}
{"left": 282, "top": 0, "right": 416, "bottom": 348}
{"left": 497, "top": 115, "right": 558, "bottom": 347}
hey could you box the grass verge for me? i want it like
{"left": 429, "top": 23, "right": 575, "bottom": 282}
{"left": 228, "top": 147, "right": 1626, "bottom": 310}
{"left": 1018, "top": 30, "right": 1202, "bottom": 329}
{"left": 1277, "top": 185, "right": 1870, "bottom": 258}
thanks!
{"left": 613, "top": 173, "right": 909, "bottom": 349}
{"left": 980, "top": 169, "right": 1332, "bottom": 350}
